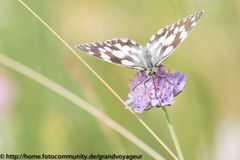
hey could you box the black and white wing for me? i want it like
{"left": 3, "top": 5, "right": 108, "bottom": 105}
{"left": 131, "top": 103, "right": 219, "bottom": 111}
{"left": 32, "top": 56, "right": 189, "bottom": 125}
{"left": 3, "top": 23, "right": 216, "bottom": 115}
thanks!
{"left": 75, "top": 38, "right": 146, "bottom": 70}
{"left": 146, "top": 10, "right": 204, "bottom": 67}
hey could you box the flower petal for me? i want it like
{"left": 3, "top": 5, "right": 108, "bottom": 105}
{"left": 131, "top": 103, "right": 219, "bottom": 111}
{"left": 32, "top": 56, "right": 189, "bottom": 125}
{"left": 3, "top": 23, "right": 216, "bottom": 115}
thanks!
{"left": 126, "top": 65, "right": 186, "bottom": 112}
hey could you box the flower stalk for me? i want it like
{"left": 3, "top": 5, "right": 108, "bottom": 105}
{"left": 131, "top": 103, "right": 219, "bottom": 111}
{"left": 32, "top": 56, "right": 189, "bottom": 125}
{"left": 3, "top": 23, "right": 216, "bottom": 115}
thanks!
{"left": 162, "top": 106, "right": 184, "bottom": 160}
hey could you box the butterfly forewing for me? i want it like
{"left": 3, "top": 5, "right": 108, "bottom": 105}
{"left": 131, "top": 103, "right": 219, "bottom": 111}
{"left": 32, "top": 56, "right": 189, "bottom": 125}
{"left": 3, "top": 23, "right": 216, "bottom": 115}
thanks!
{"left": 75, "top": 11, "right": 204, "bottom": 71}
{"left": 146, "top": 10, "right": 204, "bottom": 67}
{"left": 75, "top": 38, "right": 146, "bottom": 70}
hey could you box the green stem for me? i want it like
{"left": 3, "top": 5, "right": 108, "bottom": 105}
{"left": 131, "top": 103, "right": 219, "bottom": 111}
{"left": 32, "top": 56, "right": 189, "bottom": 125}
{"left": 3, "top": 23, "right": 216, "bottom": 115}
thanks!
{"left": 162, "top": 107, "right": 184, "bottom": 160}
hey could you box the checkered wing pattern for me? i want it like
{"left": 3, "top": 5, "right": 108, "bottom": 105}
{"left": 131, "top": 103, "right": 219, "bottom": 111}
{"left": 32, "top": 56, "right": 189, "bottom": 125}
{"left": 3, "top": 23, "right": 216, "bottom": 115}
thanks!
{"left": 146, "top": 10, "right": 204, "bottom": 67}
{"left": 75, "top": 38, "right": 145, "bottom": 70}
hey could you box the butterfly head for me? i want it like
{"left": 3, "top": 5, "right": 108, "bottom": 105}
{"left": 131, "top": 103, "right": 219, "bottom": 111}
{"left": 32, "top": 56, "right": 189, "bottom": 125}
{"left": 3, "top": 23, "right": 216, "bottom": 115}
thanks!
{"left": 145, "top": 67, "right": 158, "bottom": 76}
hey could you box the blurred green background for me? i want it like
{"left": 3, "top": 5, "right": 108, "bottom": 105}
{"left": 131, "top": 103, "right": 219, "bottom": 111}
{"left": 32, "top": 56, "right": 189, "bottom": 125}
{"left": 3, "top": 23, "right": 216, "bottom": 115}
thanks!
{"left": 0, "top": 0, "right": 240, "bottom": 159}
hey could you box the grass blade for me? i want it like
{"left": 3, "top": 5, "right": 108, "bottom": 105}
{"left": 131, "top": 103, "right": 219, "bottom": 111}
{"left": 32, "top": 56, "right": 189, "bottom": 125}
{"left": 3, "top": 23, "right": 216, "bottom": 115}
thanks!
{"left": 17, "top": 1, "right": 178, "bottom": 159}
{"left": 0, "top": 53, "right": 164, "bottom": 160}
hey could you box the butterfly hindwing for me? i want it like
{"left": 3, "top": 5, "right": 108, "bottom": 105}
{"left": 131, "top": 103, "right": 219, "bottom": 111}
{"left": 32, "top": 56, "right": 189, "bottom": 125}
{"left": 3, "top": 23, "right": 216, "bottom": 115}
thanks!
{"left": 75, "top": 38, "right": 145, "bottom": 70}
{"left": 146, "top": 10, "right": 204, "bottom": 66}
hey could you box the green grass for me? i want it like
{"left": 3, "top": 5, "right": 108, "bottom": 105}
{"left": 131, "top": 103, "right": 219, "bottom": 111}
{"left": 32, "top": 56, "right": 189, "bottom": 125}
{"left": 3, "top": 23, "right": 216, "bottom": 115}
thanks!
{"left": 0, "top": 0, "right": 240, "bottom": 159}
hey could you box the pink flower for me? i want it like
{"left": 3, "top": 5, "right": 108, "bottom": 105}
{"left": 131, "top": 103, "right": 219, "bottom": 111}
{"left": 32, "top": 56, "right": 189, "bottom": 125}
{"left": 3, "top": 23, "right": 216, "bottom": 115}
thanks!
{"left": 0, "top": 73, "right": 16, "bottom": 113}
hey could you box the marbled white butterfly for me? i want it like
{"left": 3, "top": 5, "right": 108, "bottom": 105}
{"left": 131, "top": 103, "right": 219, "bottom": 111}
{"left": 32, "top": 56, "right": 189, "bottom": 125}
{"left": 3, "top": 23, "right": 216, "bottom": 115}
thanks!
{"left": 75, "top": 11, "right": 204, "bottom": 74}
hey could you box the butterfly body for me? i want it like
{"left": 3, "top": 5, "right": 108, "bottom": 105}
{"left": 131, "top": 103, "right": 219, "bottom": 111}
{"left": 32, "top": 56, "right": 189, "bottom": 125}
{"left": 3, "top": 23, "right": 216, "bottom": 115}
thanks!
{"left": 145, "top": 67, "right": 159, "bottom": 76}
{"left": 142, "top": 48, "right": 154, "bottom": 68}
{"left": 76, "top": 11, "right": 204, "bottom": 72}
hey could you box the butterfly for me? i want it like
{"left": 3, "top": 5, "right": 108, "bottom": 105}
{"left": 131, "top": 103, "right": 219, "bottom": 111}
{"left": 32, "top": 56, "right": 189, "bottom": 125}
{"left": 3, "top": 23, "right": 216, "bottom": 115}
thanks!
{"left": 75, "top": 10, "right": 204, "bottom": 74}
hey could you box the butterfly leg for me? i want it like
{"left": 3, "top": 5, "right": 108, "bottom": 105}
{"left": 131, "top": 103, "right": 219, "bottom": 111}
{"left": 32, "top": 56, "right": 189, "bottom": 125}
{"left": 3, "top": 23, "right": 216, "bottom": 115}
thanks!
{"left": 156, "top": 74, "right": 175, "bottom": 86}
{"left": 152, "top": 76, "right": 158, "bottom": 99}
{"left": 131, "top": 75, "right": 150, "bottom": 92}
{"left": 142, "top": 77, "right": 151, "bottom": 96}
{"left": 132, "top": 76, "right": 151, "bottom": 97}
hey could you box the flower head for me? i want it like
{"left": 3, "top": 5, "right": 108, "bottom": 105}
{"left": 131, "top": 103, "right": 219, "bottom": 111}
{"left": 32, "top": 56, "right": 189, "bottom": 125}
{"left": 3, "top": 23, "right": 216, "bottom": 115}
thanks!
{"left": 0, "top": 72, "right": 16, "bottom": 115}
{"left": 126, "top": 65, "right": 186, "bottom": 113}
